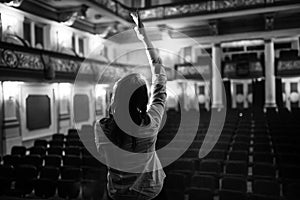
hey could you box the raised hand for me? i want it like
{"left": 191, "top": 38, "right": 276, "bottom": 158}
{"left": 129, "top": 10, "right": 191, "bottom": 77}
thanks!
{"left": 130, "top": 12, "right": 146, "bottom": 41}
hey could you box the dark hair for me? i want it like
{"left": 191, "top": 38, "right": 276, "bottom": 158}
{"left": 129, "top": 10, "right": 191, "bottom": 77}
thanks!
{"left": 109, "top": 73, "right": 149, "bottom": 150}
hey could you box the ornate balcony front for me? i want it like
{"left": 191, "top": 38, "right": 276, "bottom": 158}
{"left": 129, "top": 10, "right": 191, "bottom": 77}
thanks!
{"left": 91, "top": 0, "right": 298, "bottom": 22}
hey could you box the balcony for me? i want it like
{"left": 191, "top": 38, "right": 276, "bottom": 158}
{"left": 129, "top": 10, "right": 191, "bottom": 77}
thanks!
{"left": 91, "top": 0, "right": 298, "bottom": 21}
{"left": 0, "top": 41, "right": 130, "bottom": 82}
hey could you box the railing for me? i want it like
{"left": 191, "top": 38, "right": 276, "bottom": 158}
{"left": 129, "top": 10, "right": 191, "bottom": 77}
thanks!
{"left": 90, "top": 0, "right": 298, "bottom": 21}
{"left": 0, "top": 41, "right": 132, "bottom": 82}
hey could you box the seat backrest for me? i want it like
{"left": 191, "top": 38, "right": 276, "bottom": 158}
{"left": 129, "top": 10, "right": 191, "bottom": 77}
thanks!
{"left": 188, "top": 188, "right": 213, "bottom": 200}
{"left": 44, "top": 155, "right": 62, "bottom": 167}
{"left": 16, "top": 164, "right": 38, "bottom": 179}
{"left": 40, "top": 166, "right": 60, "bottom": 180}
{"left": 199, "top": 160, "right": 222, "bottom": 174}
{"left": 60, "top": 166, "right": 81, "bottom": 180}
{"left": 253, "top": 163, "right": 276, "bottom": 178}
{"left": 34, "top": 139, "right": 48, "bottom": 148}
{"left": 225, "top": 161, "right": 248, "bottom": 176}
{"left": 191, "top": 175, "right": 218, "bottom": 191}
{"left": 11, "top": 146, "right": 27, "bottom": 156}
{"left": 63, "top": 155, "right": 82, "bottom": 167}
{"left": 253, "top": 180, "right": 280, "bottom": 196}
{"left": 222, "top": 176, "right": 247, "bottom": 193}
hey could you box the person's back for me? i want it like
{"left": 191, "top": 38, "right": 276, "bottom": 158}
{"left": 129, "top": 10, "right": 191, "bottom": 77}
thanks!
{"left": 95, "top": 12, "right": 167, "bottom": 200}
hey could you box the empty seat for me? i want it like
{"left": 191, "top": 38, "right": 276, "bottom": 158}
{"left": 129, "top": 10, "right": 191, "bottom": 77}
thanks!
{"left": 189, "top": 174, "right": 218, "bottom": 192}
{"left": 34, "top": 166, "right": 59, "bottom": 198}
{"left": 253, "top": 143, "right": 272, "bottom": 153}
{"left": 205, "top": 150, "right": 226, "bottom": 162}
{"left": 65, "top": 139, "right": 83, "bottom": 147}
{"left": 188, "top": 188, "right": 214, "bottom": 200}
{"left": 15, "top": 165, "right": 38, "bottom": 195}
{"left": 29, "top": 146, "right": 46, "bottom": 156}
{"left": 280, "top": 165, "right": 300, "bottom": 181}
{"left": 64, "top": 147, "right": 81, "bottom": 156}
{"left": 253, "top": 152, "right": 274, "bottom": 164}
{"left": 34, "top": 139, "right": 48, "bottom": 148}
{"left": 82, "top": 180, "right": 106, "bottom": 200}
{"left": 234, "top": 135, "right": 250, "bottom": 144}
{"left": 3, "top": 154, "right": 21, "bottom": 167}
{"left": 49, "top": 140, "right": 64, "bottom": 148}
{"left": 221, "top": 176, "right": 247, "bottom": 193}
{"left": 219, "top": 189, "right": 247, "bottom": 200}
{"left": 252, "top": 180, "right": 280, "bottom": 197}
{"left": 58, "top": 167, "right": 81, "bottom": 199}
{"left": 21, "top": 155, "right": 43, "bottom": 169}
{"left": 231, "top": 142, "right": 249, "bottom": 152}
{"left": 182, "top": 149, "right": 198, "bottom": 158}
{"left": 52, "top": 133, "right": 65, "bottom": 141}
{"left": 228, "top": 151, "right": 248, "bottom": 162}
{"left": 277, "top": 154, "right": 300, "bottom": 166}
{"left": 82, "top": 155, "right": 105, "bottom": 169}
{"left": 197, "top": 160, "right": 222, "bottom": 177}
{"left": 213, "top": 143, "right": 229, "bottom": 151}
{"left": 165, "top": 172, "right": 186, "bottom": 200}
{"left": 81, "top": 166, "right": 107, "bottom": 181}
{"left": 284, "top": 181, "right": 300, "bottom": 200}
{"left": 252, "top": 163, "right": 276, "bottom": 179}
{"left": 11, "top": 146, "right": 27, "bottom": 156}
{"left": 47, "top": 147, "right": 63, "bottom": 156}
{"left": 44, "top": 155, "right": 62, "bottom": 167}
{"left": 63, "top": 155, "right": 82, "bottom": 167}
{"left": 225, "top": 161, "right": 248, "bottom": 177}
{"left": 0, "top": 165, "right": 14, "bottom": 195}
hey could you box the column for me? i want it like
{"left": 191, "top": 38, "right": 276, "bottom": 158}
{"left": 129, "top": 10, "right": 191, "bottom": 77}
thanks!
{"left": 264, "top": 39, "right": 277, "bottom": 108}
{"left": 211, "top": 44, "right": 223, "bottom": 108}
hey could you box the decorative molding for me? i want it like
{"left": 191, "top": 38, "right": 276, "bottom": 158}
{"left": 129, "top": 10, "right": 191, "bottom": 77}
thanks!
{"left": 3, "top": 117, "right": 20, "bottom": 129}
{"left": 59, "top": 113, "right": 70, "bottom": 121}
{"left": 0, "top": 42, "right": 137, "bottom": 81}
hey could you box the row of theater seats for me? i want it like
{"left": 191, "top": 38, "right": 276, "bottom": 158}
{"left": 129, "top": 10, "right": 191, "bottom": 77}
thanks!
{"left": 0, "top": 109, "right": 299, "bottom": 200}
{"left": 159, "top": 109, "right": 300, "bottom": 200}
{"left": 0, "top": 128, "right": 107, "bottom": 199}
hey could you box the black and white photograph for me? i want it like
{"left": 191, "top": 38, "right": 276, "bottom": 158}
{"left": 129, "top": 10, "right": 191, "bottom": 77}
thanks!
{"left": 0, "top": 0, "right": 299, "bottom": 200}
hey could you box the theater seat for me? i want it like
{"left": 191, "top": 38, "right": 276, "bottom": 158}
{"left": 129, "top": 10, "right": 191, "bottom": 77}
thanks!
{"left": 188, "top": 188, "right": 214, "bottom": 200}
{"left": 52, "top": 133, "right": 65, "bottom": 141}
{"left": 14, "top": 164, "right": 38, "bottom": 196}
{"left": 252, "top": 180, "right": 280, "bottom": 197}
{"left": 3, "top": 154, "right": 21, "bottom": 167}
{"left": 225, "top": 161, "right": 248, "bottom": 177}
{"left": 0, "top": 165, "right": 14, "bottom": 195}
{"left": 63, "top": 155, "right": 82, "bottom": 167}
{"left": 221, "top": 176, "right": 247, "bottom": 193}
{"left": 34, "top": 139, "right": 48, "bottom": 148}
{"left": 165, "top": 173, "right": 186, "bottom": 200}
{"left": 252, "top": 163, "right": 276, "bottom": 179}
{"left": 189, "top": 174, "right": 218, "bottom": 192}
{"left": 29, "top": 146, "right": 46, "bottom": 157}
{"left": 57, "top": 167, "right": 81, "bottom": 199}
{"left": 34, "top": 166, "right": 59, "bottom": 198}
{"left": 44, "top": 155, "right": 62, "bottom": 167}
{"left": 197, "top": 160, "right": 222, "bottom": 177}
{"left": 284, "top": 181, "right": 300, "bottom": 200}
{"left": 11, "top": 146, "right": 27, "bottom": 156}
{"left": 219, "top": 189, "right": 247, "bottom": 200}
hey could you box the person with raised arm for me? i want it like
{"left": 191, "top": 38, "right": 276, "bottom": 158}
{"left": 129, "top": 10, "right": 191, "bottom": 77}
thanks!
{"left": 95, "top": 12, "right": 167, "bottom": 200}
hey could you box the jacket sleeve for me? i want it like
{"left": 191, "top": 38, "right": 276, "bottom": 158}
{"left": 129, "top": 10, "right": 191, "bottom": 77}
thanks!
{"left": 146, "top": 65, "right": 167, "bottom": 133}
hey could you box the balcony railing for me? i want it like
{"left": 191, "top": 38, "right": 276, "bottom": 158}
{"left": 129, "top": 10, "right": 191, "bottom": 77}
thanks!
{"left": 90, "top": 0, "right": 298, "bottom": 21}
{"left": 0, "top": 41, "right": 131, "bottom": 82}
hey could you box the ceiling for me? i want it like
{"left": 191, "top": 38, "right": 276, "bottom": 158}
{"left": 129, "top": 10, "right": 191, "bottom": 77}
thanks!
{"left": 10, "top": 0, "right": 300, "bottom": 43}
